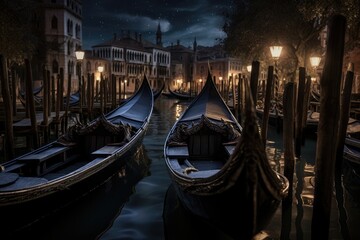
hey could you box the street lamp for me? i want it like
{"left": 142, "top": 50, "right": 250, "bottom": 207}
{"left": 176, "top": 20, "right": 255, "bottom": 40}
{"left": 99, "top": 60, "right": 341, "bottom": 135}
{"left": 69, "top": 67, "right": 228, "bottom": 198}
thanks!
{"left": 97, "top": 65, "right": 104, "bottom": 74}
{"left": 310, "top": 56, "right": 321, "bottom": 93}
{"left": 75, "top": 49, "right": 85, "bottom": 121}
{"left": 247, "top": 65, "right": 252, "bottom": 73}
{"left": 269, "top": 46, "right": 283, "bottom": 61}
{"left": 199, "top": 78, "right": 203, "bottom": 90}
{"left": 97, "top": 65, "right": 104, "bottom": 113}
{"left": 310, "top": 56, "right": 321, "bottom": 69}
{"left": 75, "top": 50, "right": 85, "bottom": 62}
{"left": 219, "top": 76, "right": 223, "bottom": 96}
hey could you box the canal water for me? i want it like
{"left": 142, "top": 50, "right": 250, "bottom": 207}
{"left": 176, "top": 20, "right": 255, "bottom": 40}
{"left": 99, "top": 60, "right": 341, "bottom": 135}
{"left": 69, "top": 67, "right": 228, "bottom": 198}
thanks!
{"left": 4, "top": 96, "right": 360, "bottom": 239}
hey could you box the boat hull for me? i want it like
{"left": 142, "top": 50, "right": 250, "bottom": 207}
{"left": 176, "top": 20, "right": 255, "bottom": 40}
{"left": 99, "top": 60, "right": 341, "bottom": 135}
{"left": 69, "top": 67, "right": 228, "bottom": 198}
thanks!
{"left": 164, "top": 71, "right": 288, "bottom": 239}
{"left": 170, "top": 170, "right": 286, "bottom": 239}
{"left": 0, "top": 132, "right": 146, "bottom": 234}
{"left": 0, "top": 75, "right": 153, "bottom": 235}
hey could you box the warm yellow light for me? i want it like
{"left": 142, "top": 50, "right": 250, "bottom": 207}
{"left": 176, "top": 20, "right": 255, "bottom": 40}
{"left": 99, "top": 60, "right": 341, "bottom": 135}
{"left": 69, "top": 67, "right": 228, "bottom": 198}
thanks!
{"left": 97, "top": 66, "right": 104, "bottom": 73}
{"left": 219, "top": 76, "right": 223, "bottom": 81}
{"left": 269, "top": 46, "right": 283, "bottom": 60}
{"left": 310, "top": 56, "right": 321, "bottom": 69}
{"left": 75, "top": 50, "right": 85, "bottom": 61}
{"left": 247, "top": 65, "right": 252, "bottom": 72}
{"left": 199, "top": 78, "right": 203, "bottom": 83}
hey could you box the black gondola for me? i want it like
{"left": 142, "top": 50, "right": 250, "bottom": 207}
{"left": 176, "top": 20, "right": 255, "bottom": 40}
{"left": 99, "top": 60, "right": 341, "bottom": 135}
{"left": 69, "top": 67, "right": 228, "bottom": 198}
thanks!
{"left": 168, "top": 86, "right": 193, "bottom": 101}
{"left": 163, "top": 71, "right": 289, "bottom": 239}
{"left": 0, "top": 74, "right": 153, "bottom": 232}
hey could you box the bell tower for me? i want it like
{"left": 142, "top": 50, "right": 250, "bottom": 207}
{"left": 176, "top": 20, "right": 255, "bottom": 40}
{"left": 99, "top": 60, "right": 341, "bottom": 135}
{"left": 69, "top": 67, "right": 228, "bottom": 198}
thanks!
{"left": 156, "top": 22, "right": 162, "bottom": 46}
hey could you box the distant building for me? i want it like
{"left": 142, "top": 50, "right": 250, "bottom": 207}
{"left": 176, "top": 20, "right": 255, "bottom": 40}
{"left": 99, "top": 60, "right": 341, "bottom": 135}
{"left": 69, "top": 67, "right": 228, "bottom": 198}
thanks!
{"left": 166, "top": 40, "right": 195, "bottom": 91}
{"left": 167, "top": 39, "right": 243, "bottom": 93}
{"left": 44, "top": 0, "right": 83, "bottom": 91}
{"left": 90, "top": 29, "right": 171, "bottom": 93}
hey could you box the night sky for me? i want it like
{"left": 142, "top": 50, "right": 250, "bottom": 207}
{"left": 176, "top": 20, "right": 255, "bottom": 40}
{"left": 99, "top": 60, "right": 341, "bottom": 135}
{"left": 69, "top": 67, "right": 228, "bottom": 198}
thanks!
{"left": 82, "top": 0, "right": 234, "bottom": 50}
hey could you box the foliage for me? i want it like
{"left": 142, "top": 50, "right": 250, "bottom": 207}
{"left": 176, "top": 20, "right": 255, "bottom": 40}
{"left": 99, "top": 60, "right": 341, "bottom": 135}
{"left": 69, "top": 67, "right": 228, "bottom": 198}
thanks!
{"left": 222, "top": 0, "right": 359, "bottom": 79}
{"left": 298, "top": 0, "right": 360, "bottom": 51}
{"left": 0, "top": 0, "right": 44, "bottom": 64}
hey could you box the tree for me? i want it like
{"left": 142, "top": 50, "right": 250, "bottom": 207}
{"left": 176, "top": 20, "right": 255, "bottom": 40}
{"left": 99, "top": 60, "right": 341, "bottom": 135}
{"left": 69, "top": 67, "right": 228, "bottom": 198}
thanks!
{"left": 0, "top": 0, "right": 45, "bottom": 160}
{"left": 0, "top": 0, "right": 41, "bottom": 61}
{"left": 298, "top": 0, "right": 360, "bottom": 52}
{"left": 222, "top": 0, "right": 359, "bottom": 80}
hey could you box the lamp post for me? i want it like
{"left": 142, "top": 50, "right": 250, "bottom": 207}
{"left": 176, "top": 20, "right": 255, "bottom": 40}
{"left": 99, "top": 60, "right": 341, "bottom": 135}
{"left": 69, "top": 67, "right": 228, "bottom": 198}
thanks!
{"left": 199, "top": 78, "right": 203, "bottom": 91}
{"left": 310, "top": 56, "right": 321, "bottom": 93}
{"left": 124, "top": 79, "right": 127, "bottom": 99}
{"left": 176, "top": 79, "right": 180, "bottom": 91}
{"left": 97, "top": 65, "right": 104, "bottom": 113}
{"left": 269, "top": 45, "right": 283, "bottom": 95}
{"left": 219, "top": 76, "right": 223, "bottom": 97}
{"left": 75, "top": 49, "right": 85, "bottom": 121}
{"left": 269, "top": 45, "right": 283, "bottom": 128}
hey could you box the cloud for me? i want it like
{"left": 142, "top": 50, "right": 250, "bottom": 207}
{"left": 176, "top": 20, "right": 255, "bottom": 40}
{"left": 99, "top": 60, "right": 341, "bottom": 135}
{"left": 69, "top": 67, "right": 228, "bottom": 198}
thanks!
{"left": 82, "top": 0, "right": 233, "bottom": 49}
{"left": 115, "top": 13, "right": 171, "bottom": 32}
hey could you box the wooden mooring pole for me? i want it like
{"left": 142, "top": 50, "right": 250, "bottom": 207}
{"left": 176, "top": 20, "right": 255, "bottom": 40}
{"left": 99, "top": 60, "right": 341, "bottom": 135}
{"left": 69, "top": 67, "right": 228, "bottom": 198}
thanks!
{"left": 25, "top": 59, "right": 39, "bottom": 149}
{"left": 0, "top": 55, "right": 15, "bottom": 160}
{"left": 335, "top": 63, "right": 354, "bottom": 239}
{"left": 311, "top": 14, "right": 346, "bottom": 240}
{"left": 281, "top": 82, "right": 295, "bottom": 240}
{"left": 250, "top": 60, "right": 260, "bottom": 105}
{"left": 261, "top": 66, "right": 274, "bottom": 146}
{"left": 295, "top": 67, "right": 306, "bottom": 158}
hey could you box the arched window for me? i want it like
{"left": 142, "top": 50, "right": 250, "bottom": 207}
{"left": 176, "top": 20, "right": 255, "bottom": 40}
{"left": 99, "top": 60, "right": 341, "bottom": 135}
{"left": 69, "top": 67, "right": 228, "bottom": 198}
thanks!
{"left": 86, "top": 61, "right": 91, "bottom": 73}
{"left": 52, "top": 60, "right": 59, "bottom": 74}
{"left": 67, "top": 40, "right": 71, "bottom": 55}
{"left": 68, "top": 60, "right": 71, "bottom": 76}
{"left": 51, "top": 16, "right": 58, "bottom": 29}
{"left": 67, "top": 19, "right": 71, "bottom": 34}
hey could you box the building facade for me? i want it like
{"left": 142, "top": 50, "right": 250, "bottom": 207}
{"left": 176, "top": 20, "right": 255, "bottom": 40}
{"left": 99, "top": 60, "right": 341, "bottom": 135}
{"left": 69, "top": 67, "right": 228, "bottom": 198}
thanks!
{"left": 43, "top": 0, "right": 83, "bottom": 90}
{"left": 90, "top": 29, "right": 171, "bottom": 93}
{"left": 166, "top": 40, "right": 195, "bottom": 91}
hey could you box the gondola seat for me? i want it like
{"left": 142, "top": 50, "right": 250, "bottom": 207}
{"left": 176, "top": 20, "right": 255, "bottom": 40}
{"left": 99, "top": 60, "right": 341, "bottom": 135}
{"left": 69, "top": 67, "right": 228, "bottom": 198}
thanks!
{"left": 188, "top": 128, "right": 224, "bottom": 161}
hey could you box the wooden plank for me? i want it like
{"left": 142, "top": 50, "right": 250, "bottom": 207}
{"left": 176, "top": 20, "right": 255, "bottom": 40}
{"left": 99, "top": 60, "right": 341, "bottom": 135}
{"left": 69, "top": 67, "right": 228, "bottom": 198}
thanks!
{"left": 18, "top": 146, "right": 68, "bottom": 162}
{"left": 166, "top": 146, "right": 189, "bottom": 157}
{"left": 188, "top": 169, "right": 219, "bottom": 178}
{"left": 91, "top": 145, "right": 120, "bottom": 156}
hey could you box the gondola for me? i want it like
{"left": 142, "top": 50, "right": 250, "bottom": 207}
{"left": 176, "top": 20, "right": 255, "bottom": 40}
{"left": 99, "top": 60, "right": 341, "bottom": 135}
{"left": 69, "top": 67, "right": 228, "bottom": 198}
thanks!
{"left": 168, "top": 86, "right": 193, "bottom": 101}
{"left": 344, "top": 121, "right": 360, "bottom": 176}
{"left": 18, "top": 85, "right": 43, "bottom": 107}
{"left": 63, "top": 91, "right": 80, "bottom": 107}
{"left": 163, "top": 71, "right": 289, "bottom": 239}
{"left": 0, "top": 74, "right": 153, "bottom": 232}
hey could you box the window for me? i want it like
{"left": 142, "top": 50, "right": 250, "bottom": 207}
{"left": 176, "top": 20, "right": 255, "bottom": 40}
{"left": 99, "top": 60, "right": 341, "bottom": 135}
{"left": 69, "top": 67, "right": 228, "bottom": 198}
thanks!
{"left": 52, "top": 60, "right": 58, "bottom": 73}
{"left": 86, "top": 61, "right": 91, "bottom": 72}
{"left": 51, "top": 16, "right": 58, "bottom": 29}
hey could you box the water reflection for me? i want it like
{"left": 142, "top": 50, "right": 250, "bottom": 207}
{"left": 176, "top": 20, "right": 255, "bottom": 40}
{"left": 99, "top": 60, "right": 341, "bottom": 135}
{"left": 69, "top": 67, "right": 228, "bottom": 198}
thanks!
{"left": 6, "top": 145, "right": 151, "bottom": 239}
{"left": 3, "top": 97, "right": 360, "bottom": 239}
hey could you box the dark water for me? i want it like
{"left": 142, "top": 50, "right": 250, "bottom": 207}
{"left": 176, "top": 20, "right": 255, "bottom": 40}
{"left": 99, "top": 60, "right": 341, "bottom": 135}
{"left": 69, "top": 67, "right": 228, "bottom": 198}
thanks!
{"left": 4, "top": 96, "right": 360, "bottom": 239}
